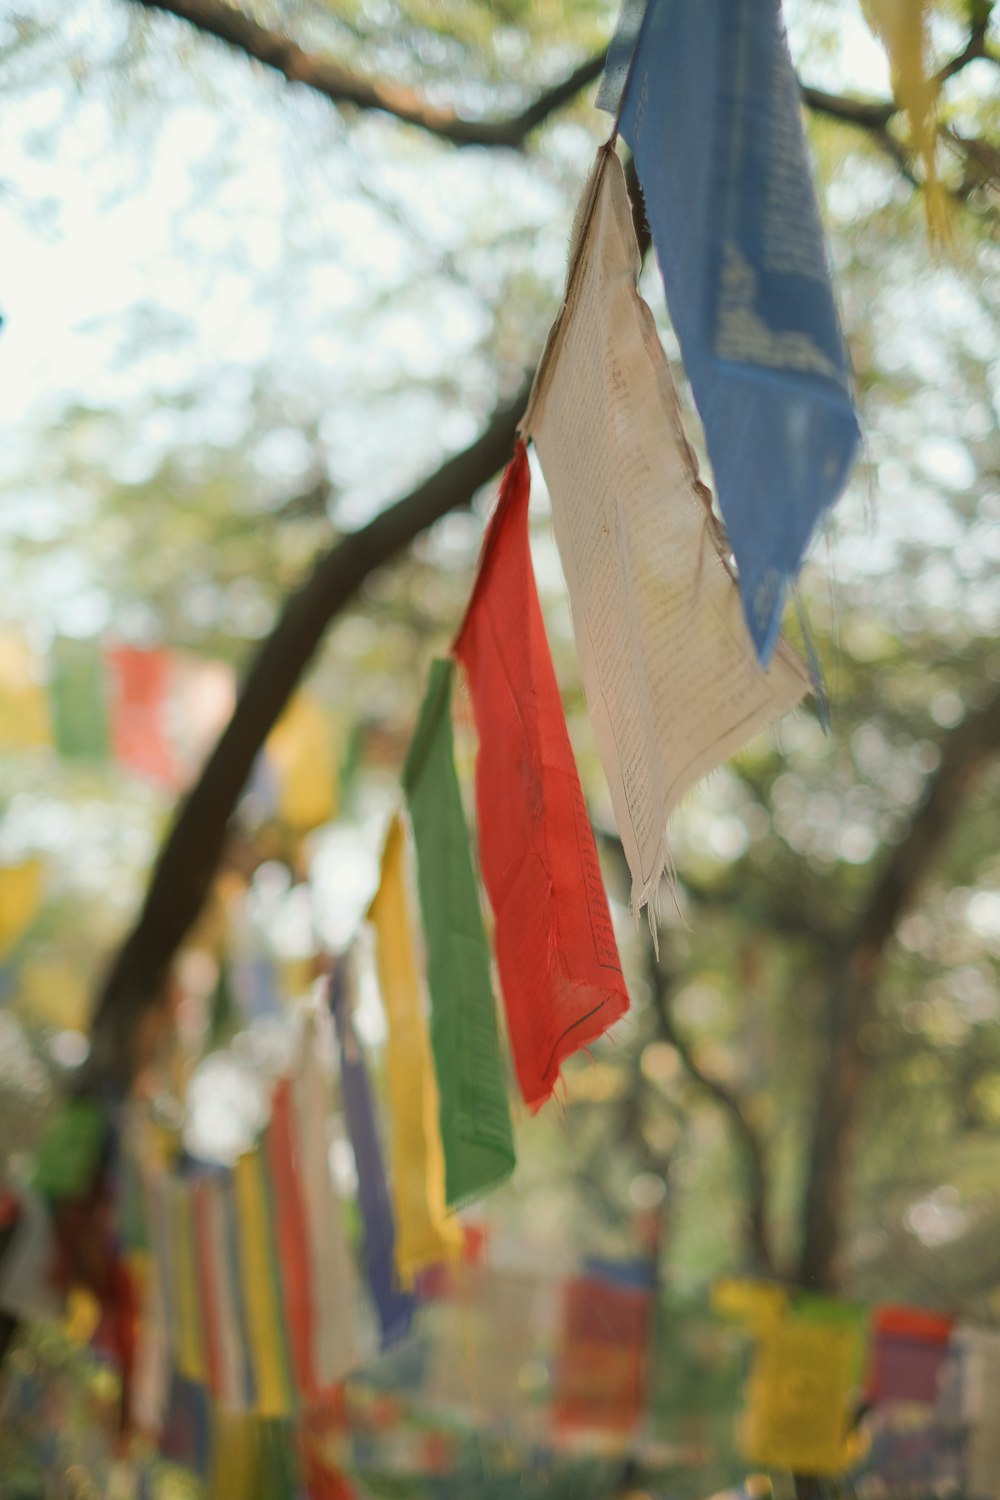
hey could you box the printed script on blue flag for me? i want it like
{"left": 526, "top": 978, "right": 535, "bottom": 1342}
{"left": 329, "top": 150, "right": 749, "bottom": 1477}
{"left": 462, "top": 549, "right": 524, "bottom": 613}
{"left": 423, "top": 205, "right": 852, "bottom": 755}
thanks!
{"left": 602, "top": 0, "right": 861, "bottom": 663}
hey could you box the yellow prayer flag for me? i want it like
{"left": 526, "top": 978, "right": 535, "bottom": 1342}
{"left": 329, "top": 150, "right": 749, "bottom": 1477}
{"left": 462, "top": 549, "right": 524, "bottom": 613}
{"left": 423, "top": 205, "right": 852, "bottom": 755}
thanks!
{"left": 232, "top": 1148, "right": 293, "bottom": 1417}
{"left": 170, "top": 1180, "right": 207, "bottom": 1385}
{"left": 368, "top": 815, "right": 462, "bottom": 1285}
{"left": 0, "top": 633, "right": 51, "bottom": 752}
{"left": 63, "top": 1288, "right": 101, "bottom": 1347}
{"left": 0, "top": 861, "right": 43, "bottom": 959}
{"left": 15, "top": 954, "right": 90, "bottom": 1032}
{"left": 266, "top": 694, "right": 337, "bottom": 833}
{"left": 712, "top": 1277, "right": 788, "bottom": 1331}
{"left": 743, "top": 1314, "right": 861, "bottom": 1476}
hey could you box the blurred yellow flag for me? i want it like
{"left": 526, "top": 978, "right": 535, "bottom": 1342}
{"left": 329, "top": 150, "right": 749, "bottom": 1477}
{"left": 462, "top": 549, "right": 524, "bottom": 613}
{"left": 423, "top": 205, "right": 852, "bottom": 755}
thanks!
{"left": 712, "top": 1277, "right": 788, "bottom": 1331}
{"left": 16, "top": 955, "right": 90, "bottom": 1031}
{"left": 0, "top": 634, "right": 51, "bottom": 751}
{"left": 266, "top": 694, "right": 337, "bottom": 833}
{"left": 0, "top": 860, "right": 43, "bottom": 959}
{"left": 743, "top": 1313, "right": 861, "bottom": 1476}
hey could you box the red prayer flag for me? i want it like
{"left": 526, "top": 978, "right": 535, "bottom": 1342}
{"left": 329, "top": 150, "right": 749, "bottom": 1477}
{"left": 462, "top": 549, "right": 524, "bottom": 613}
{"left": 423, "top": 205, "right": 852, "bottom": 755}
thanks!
{"left": 266, "top": 1077, "right": 317, "bottom": 1399}
{"left": 553, "top": 1274, "right": 651, "bottom": 1434}
{"left": 107, "top": 645, "right": 178, "bottom": 788}
{"left": 869, "top": 1304, "right": 954, "bottom": 1406}
{"left": 452, "top": 441, "right": 629, "bottom": 1109}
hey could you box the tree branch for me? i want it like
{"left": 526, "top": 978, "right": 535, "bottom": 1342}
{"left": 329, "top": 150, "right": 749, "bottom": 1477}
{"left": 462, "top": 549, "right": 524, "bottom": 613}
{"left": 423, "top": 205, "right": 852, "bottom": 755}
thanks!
{"left": 797, "top": 684, "right": 1000, "bottom": 1291}
{"left": 646, "top": 947, "right": 774, "bottom": 1276}
{"left": 86, "top": 380, "right": 530, "bottom": 1093}
{"left": 128, "top": 0, "right": 606, "bottom": 148}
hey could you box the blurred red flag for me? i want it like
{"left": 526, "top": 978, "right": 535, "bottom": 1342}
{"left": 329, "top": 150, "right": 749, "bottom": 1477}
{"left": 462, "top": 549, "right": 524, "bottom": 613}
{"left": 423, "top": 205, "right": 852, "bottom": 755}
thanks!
{"left": 107, "top": 645, "right": 178, "bottom": 788}
{"left": 453, "top": 441, "right": 628, "bottom": 1109}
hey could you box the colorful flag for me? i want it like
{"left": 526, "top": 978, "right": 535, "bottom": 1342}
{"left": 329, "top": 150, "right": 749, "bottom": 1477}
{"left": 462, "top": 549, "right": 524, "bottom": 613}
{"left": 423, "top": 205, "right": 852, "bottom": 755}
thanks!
{"left": 290, "top": 1010, "right": 362, "bottom": 1389}
{"left": 266, "top": 693, "right": 337, "bottom": 834}
{"left": 402, "top": 658, "right": 515, "bottom": 1209}
{"left": 523, "top": 147, "right": 809, "bottom": 915}
{"left": 232, "top": 1143, "right": 295, "bottom": 1416}
{"left": 330, "top": 956, "right": 414, "bottom": 1349}
{"left": 0, "top": 631, "right": 50, "bottom": 751}
{"left": 368, "top": 816, "right": 462, "bottom": 1283}
{"left": 0, "top": 860, "right": 43, "bottom": 960}
{"left": 168, "top": 652, "right": 235, "bottom": 783}
{"left": 49, "top": 636, "right": 111, "bottom": 760}
{"left": 453, "top": 442, "right": 629, "bottom": 1110}
{"left": 870, "top": 1304, "right": 954, "bottom": 1407}
{"left": 106, "top": 644, "right": 178, "bottom": 787}
{"left": 553, "top": 1272, "right": 652, "bottom": 1436}
{"left": 743, "top": 1298, "right": 865, "bottom": 1476}
{"left": 606, "top": 0, "right": 861, "bottom": 662}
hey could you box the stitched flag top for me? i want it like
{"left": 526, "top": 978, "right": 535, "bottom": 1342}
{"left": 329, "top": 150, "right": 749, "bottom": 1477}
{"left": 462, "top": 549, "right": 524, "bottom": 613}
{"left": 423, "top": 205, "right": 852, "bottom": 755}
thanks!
{"left": 367, "top": 820, "right": 463, "bottom": 1284}
{"left": 402, "top": 657, "right": 515, "bottom": 1209}
{"left": 453, "top": 442, "right": 629, "bottom": 1110}
{"left": 523, "top": 146, "right": 809, "bottom": 916}
{"left": 607, "top": 0, "right": 861, "bottom": 662}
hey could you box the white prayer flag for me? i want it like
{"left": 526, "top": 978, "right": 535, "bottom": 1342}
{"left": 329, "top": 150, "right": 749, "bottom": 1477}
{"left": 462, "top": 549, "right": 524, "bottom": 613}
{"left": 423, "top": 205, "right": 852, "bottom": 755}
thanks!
{"left": 522, "top": 145, "right": 810, "bottom": 915}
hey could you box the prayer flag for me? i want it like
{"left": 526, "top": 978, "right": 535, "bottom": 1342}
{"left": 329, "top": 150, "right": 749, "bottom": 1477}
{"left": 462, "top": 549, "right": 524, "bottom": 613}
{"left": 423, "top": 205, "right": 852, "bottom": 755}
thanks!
{"left": 266, "top": 693, "right": 337, "bottom": 834}
{"left": 107, "top": 644, "right": 178, "bottom": 787}
{"left": 49, "top": 636, "right": 111, "bottom": 760}
{"left": 266, "top": 1077, "right": 317, "bottom": 1398}
{"left": 168, "top": 652, "right": 236, "bottom": 784}
{"left": 524, "top": 147, "right": 809, "bottom": 915}
{"left": 870, "top": 1304, "right": 953, "bottom": 1407}
{"left": 0, "top": 860, "right": 43, "bottom": 960}
{"left": 553, "top": 1272, "right": 652, "bottom": 1435}
{"left": 453, "top": 442, "right": 629, "bottom": 1109}
{"left": 232, "top": 1144, "right": 295, "bottom": 1416}
{"left": 291, "top": 1010, "right": 362, "bottom": 1388}
{"left": 330, "top": 956, "right": 414, "bottom": 1348}
{"left": 608, "top": 0, "right": 861, "bottom": 662}
{"left": 743, "top": 1299, "right": 864, "bottom": 1475}
{"left": 368, "top": 816, "right": 462, "bottom": 1283}
{"left": 0, "top": 632, "right": 50, "bottom": 751}
{"left": 170, "top": 1177, "right": 208, "bottom": 1386}
{"left": 401, "top": 658, "right": 515, "bottom": 1209}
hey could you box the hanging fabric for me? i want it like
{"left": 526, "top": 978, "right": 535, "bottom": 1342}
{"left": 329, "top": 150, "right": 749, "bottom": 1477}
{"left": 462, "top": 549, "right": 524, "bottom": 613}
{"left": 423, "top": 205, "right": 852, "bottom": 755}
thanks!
{"left": 290, "top": 1009, "right": 362, "bottom": 1389}
{"left": 604, "top": 0, "right": 861, "bottom": 662}
{"left": 329, "top": 955, "right": 415, "bottom": 1348}
{"left": 232, "top": 1143, "right": 295, "bottom": 1417}
{"left": 523, "top": 146, "right": 809, "bottom": 916}
{"left": 368, "top": 815, "right": 462, "bottom": 1283}
{"left": 401, "top": 658, "right": 515, "bottom": 1209}
{"left": 452, "top": 443, "right": 629, "bottom": 1110}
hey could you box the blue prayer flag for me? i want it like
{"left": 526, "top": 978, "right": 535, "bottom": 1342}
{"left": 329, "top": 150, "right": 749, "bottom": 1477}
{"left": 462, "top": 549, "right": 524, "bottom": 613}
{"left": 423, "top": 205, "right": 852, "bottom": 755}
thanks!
{"left": 330, "top": 953, "right": 415, "bottom": 1350}
{"left": 606, "top": 0, "right": 861, "bottom": 662}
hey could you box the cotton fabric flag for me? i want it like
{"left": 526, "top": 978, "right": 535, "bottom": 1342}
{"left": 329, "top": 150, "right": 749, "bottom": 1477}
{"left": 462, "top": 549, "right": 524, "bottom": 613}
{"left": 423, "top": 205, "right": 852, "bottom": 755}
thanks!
{"left": 232, "top": 1144, "right": 295, "bottom": 1416}
{"left": 290, "top": 1010, "right": 362, "bottom": 1388}
{"left": 330, "top": 956, "right": 414, "bottom": 1348}
{"left": 523, "top": 147, "right": 810, "bottom": 915}
{"left": 0, "top": 632, "right": 50, "bottom": 751}
{"left": 50, "top": 637, "right": 111, "bottom": 761}
{"left": 453, "top": 442, "right": 629, "bottom": 1110}
{"left": 368, "top": 816, "right": 462, "bottom": 1283}
{"left": 266, "top": 693, "right": 337, "bottom": 834}
{"left": 607, "top": 0, "right": 861, "bottom": 662}
{"left": 743, "top": 1298, "right": 865, "bottom": 1476}
{"left": 169, "top": 1177, "right": 208, "bottom": 1386}
{"left": 870, "top": 1304, "right": 953, "bottom": 1407}
{"left": 0, "top": 860, "right": 43, "bottom": 960}
{"left": 553, "top": 1271, "right": 652, "bottom": 1436}
{"left": 107, "top": 645, "right": 178, "bottom": 787}
{"left": 401, "top": 658, "right": 515, "bottom": 1210}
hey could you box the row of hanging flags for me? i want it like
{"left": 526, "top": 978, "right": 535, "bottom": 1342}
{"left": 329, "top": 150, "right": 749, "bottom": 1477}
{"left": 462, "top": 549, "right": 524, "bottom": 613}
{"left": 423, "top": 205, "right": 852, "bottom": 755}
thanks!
{"left": 339, "top": 0, "right": 862, "bottom": 1165}
{"left": 0, "top": 629, "right": 336, "bottom": 826}
{"left": 714, "top": 1278, "right": 1000, "bottom": 1493}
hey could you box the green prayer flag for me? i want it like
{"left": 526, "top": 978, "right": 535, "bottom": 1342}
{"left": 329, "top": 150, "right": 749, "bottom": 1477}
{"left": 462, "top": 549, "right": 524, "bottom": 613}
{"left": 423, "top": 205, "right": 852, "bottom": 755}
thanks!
{"left": 50, "top": 637, "right": 111, "bottom": 761}
{"left": 33, "top": 1098, "right": 107, "bottom": 1201}
{"left": 401, "top": 657, "right": 515, "bottom": 1209}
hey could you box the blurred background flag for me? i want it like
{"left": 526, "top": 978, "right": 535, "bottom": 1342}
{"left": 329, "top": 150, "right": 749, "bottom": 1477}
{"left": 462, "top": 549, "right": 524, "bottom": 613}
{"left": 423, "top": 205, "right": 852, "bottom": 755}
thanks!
{"left": 0, "top": 631, "right": 51, "bottom": 751}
